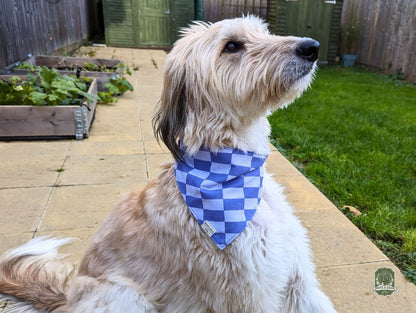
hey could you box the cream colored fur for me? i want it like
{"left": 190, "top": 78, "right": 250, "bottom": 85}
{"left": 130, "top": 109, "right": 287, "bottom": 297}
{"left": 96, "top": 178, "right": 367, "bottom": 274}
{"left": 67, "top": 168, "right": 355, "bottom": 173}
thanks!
{"left": 0, "top": 16, "right": 337, "bottom": 313}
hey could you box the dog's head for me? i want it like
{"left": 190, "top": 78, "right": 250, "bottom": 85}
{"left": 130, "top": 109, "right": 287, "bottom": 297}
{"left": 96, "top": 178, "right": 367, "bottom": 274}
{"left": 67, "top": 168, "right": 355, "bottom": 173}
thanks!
{"left": 153, "top": 16, "right": 318, "bottom": 160}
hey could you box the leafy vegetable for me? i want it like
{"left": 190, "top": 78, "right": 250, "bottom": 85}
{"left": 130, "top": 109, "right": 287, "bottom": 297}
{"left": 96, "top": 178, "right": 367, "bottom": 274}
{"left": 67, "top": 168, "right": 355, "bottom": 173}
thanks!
{"left": 14, "top": 61, "right": 134, "bottom": 104}
{"left": 0, "top": 66, "right": 96, "bottom": 106}
{"left": 96, "top": 63, "right": 134, "bottom": 104}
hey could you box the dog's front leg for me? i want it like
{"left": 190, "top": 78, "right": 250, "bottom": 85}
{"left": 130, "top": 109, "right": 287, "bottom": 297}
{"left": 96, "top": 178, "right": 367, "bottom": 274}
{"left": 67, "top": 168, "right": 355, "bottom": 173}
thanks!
{"left": 281, "top": 263, "right": 337, "bottom": 313}
{"left": 268, "top": 212, "right": 337, "bottom": 313}
{"left": 261, "top": 175, "right": 337, "bottom": 313}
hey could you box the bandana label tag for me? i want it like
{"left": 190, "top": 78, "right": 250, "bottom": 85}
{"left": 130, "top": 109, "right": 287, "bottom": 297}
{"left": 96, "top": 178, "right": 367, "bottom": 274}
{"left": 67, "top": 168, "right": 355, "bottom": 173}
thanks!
{"left": 201, "top": 220, "right": 216, "bottom": 237}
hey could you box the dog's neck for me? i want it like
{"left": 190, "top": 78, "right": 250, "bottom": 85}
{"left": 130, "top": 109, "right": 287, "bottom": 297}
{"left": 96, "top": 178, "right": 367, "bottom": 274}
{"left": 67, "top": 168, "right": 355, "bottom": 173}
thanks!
{"left": 239, "top": 116, "right": 271, "bottom": 154}
{"left": 182, "top": 116, "right": 271, "bottom": 157}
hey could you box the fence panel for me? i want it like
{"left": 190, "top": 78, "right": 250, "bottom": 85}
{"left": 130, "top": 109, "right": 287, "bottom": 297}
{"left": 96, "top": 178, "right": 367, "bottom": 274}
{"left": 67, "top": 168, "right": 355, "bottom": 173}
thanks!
{"left": 0, "top": 0, "right": 90, "bottom": 69}
{"left": 343, "top": 0, "right": 416, "bottom": 81}
{"left": 204, "top": 0, "right": 268, "bottom": 23}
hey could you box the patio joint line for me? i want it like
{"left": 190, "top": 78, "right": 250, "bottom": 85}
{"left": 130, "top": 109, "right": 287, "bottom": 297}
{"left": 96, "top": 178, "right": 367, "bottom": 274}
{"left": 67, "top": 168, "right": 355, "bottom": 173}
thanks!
{"left": 33, "top": 142, "right": 73, "bottom": 238}
{"left": 317, "top": 259, "right": 390, "bottom": 269}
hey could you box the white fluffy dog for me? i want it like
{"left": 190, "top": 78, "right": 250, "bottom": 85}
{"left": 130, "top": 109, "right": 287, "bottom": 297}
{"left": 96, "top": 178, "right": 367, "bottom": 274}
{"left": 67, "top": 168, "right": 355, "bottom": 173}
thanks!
{"left": 0, "top": 16, "right": 337, "bottom": 313}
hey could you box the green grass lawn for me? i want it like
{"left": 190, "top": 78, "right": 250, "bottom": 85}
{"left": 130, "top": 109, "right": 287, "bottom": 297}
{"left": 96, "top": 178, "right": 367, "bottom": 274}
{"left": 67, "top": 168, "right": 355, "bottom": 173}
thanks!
{"left": 268, "top": 66, "right": 416, "bottom": 283}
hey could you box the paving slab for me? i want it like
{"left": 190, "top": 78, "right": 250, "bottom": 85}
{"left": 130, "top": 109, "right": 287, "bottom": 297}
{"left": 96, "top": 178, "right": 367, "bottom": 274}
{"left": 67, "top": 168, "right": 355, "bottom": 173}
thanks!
{"left": 0, "top": 233, "right": 34, "bottom": 253}
{"left": 57, "top": 154, "right": 147, "bottom": 186}
{"left": 298, "top": 209, "right": 388, "bottom": 267}
{"left": 70, "top": 141, "right": 144, "bottom": 156}
{"left": 0, "top": 187, "right": 52, "bottom": 234}
{"left": 0, "top": 141, "right": 70, "bottom": 188}
{"left": 39, "top": 182, "right": 146, "bottom": 232}
{"left": 143, "top": 140, "right": 169, "bottom": 154}
{"left": 146, "top": 153, "right": 172, "bottom": 180}
{"left": 317, "top": 262, "right": 416, "bottom": 313}
{"left": 87, "top": 106, "right": 142, "bottom": 142}
{"left": 266, "top": 150, "right": 305, "bottom": 177}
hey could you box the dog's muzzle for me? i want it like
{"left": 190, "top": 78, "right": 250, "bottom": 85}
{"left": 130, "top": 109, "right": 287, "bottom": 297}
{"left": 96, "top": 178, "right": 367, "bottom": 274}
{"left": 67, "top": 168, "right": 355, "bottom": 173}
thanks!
{"left": 296, "top": 39, "right": 320, "bottom": 62}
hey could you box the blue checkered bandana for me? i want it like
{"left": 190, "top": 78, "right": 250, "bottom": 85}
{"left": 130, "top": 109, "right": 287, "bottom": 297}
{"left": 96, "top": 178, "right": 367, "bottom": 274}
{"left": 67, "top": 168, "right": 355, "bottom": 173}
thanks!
{"left": 175, "top": 145, "right": 269, "bottom": 250}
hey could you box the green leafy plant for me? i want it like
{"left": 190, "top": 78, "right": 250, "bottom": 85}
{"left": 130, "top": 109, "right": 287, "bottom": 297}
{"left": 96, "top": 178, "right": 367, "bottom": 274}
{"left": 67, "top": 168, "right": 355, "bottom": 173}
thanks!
{"left": 97, "top": 77, "right": 134, "bottom": 104}
{"left": 87, "top": 50, "right": 96, "bottom": 58}
{"left": 17, "top": 61, "right": 131, "bottom": 74}
{"left": 0, "top": 67, "right": 96, "bottom": 106}
{"left": 97, "top": 63, "right": 134, "bottom": 104}
{"left": 14, "top": 62, "right": 37, "bottom": 72}
{"left": 84, "top": 62, "right": 99, "bottom": 71}
{"left": 13, "top": 62, "right": 134, "bottom": 104}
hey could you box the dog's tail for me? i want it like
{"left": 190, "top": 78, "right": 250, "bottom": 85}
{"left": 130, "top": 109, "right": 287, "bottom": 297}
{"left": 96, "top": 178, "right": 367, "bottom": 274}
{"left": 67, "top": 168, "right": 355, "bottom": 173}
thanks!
{"left": 0, "top": 237, "right": 75, "bottom": 312}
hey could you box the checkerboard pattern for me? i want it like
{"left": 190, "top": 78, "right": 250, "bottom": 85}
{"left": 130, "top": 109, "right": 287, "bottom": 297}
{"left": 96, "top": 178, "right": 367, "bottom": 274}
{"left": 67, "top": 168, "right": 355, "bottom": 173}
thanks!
{"left": 175, "top": 146, "right": 268, "bottom": 250}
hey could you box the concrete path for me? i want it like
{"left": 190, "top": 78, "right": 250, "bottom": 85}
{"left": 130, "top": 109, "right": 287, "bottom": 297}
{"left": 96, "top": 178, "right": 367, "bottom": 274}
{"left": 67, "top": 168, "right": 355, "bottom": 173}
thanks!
{"left": 1, "top": 47, "right": 415, "bottom": 312}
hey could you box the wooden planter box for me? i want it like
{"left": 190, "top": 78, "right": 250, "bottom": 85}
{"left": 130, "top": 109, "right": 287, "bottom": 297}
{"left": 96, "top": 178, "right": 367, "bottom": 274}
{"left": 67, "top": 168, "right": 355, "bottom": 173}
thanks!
{"left": 11, "top": 55, "right": 121, "bottom": 91}
{"left": 0, "top": 78, "right": 97, "bottom": 140}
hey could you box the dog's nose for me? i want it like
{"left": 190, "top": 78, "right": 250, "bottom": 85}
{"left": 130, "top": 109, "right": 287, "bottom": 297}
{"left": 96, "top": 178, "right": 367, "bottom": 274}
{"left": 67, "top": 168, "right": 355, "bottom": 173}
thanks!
{"left": 296, "top": 39, "right": 320, "bottom": 62}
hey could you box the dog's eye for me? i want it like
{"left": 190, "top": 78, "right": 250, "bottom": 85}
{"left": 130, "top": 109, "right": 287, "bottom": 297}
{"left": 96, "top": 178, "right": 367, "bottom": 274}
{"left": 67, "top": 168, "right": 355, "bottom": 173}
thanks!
{"left": 223, "top": 41, "right": 244, "bottom": 53}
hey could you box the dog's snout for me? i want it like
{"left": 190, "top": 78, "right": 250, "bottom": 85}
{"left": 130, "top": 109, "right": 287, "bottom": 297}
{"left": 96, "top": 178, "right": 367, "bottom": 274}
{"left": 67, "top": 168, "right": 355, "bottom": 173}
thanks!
{"left": 296, "top": 39, "right": 320, "bottom": 62}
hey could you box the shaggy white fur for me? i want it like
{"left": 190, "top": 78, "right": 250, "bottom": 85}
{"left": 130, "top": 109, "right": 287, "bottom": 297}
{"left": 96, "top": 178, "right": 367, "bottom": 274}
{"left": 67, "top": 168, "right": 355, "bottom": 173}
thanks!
{"left": 0, "top": 16, "right": 337, "bottom": 313}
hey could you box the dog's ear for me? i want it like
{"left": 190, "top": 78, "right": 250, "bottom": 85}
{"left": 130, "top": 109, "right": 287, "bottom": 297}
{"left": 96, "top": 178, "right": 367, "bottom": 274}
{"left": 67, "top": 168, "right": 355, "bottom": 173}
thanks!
{"left": 152, "top": 58, "right": 187, "bottom": 162}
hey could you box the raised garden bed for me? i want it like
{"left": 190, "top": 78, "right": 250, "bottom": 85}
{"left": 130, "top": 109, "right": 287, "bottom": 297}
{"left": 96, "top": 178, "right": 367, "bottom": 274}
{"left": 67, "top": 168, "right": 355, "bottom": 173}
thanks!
{"left": 0, "top": 74, "right": 97, "bottom": 140}
{"left": 10, "top": 55, "right": 122, "bottom": 91}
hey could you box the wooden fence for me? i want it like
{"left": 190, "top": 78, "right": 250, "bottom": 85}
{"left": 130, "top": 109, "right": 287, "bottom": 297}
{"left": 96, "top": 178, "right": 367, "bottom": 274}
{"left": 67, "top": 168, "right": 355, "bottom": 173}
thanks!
{"left": 342, "top": 0, "right": 416, "bottom": 82}
{"left": 0, "top": 0, "right": 93, "bottom": 69}
{"left": 204, "top": 0, "right": 268, "bottom": 23}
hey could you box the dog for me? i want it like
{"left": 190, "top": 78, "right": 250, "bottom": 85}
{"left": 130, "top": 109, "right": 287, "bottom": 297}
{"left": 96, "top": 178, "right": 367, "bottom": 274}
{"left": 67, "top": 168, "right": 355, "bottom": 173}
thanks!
{"left": 0, "top": 16, "right": 337, "bottom": 313}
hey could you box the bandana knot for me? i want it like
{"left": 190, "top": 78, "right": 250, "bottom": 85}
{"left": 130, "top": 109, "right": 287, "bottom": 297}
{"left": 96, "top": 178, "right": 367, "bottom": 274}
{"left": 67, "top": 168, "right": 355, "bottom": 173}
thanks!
{"left": 175, "top": 145, "right": 269, "bottom": 250}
